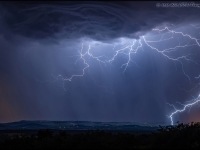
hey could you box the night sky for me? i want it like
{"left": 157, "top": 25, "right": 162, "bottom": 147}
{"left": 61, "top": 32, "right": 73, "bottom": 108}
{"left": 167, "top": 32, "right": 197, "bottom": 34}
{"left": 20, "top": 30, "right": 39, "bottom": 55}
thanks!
{"left": 0, "top": 1, "right": 200, "bottom": 125}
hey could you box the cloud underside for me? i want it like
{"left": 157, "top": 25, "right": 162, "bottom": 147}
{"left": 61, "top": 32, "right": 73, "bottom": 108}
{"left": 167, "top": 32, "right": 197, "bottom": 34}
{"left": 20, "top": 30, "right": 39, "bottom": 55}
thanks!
{"left": 0, "top": 1, "right": 199, "bottom": 42}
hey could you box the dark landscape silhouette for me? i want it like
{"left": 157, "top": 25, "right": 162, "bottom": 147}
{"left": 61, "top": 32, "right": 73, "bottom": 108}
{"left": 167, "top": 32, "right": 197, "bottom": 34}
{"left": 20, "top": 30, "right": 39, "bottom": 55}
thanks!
{"left": 1, "top": 121, "right": 200, "bottom": 149}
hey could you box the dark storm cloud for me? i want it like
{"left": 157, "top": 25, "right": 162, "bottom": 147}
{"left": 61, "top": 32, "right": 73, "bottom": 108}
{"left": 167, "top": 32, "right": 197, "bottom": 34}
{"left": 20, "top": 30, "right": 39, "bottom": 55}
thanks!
{"left": 0, "top": 1, "right": 200, "bottom": 124}
{"left": 0, "top": 1, "right": 199, "bottom": 42}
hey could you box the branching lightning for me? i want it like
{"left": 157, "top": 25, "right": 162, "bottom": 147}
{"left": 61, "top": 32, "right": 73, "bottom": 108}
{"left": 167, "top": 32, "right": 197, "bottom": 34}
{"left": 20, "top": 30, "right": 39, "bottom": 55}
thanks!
{"left": 53, "top": 42, "right": 89, "bottom": 82}
{"left": 167, "top": 94, "right": 200, "bottom": 125}
{"left": 144, "top": 26, "right": 200, "bottom": 125}
{"left": 45, "top": 24, "right": 200, "bottom": 125}
{"left": 146, "top": 25, "right": 200, "bottom": 125}
{"left": 52, "top": 39, "right": 144, "bottom": 91}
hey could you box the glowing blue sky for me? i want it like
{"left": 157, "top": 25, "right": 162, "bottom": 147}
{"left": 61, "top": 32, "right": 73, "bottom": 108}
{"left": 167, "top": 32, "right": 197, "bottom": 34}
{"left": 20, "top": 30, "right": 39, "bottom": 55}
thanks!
{"left": 0, "top": 2, "right": 200, "bottom": 124}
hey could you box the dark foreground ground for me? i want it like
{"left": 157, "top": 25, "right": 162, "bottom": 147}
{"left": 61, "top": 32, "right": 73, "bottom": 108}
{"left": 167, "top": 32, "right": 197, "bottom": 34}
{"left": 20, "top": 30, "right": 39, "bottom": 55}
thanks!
{"left": 1, "top": 122, "right": 200, "bottom": 149}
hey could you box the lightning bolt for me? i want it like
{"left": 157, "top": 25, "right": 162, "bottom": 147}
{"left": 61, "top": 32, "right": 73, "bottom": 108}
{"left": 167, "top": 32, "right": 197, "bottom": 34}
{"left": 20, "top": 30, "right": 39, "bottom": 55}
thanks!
{"left": 167, "top": 94, "right": 200, "bottom": 125}
{"left": 37, "top": 23, "right": 200, "bottom": 125}
{"left": 51, "top": 39, "right": 144, "bottom": 91}
{"left": 50, "top": 42, "right": 90, "bottom": 91}
{"left": 144, "top": 25, "right": 200, "bottom": 125}
{"left": 53, "top": 42, "right": 89, "bottom": 82}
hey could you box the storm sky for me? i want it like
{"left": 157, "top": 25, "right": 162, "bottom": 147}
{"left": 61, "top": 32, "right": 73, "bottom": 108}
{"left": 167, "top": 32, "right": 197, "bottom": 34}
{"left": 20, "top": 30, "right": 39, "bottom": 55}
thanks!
{"left": 0, "top": 1, "right": 200, "bottom": 124}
